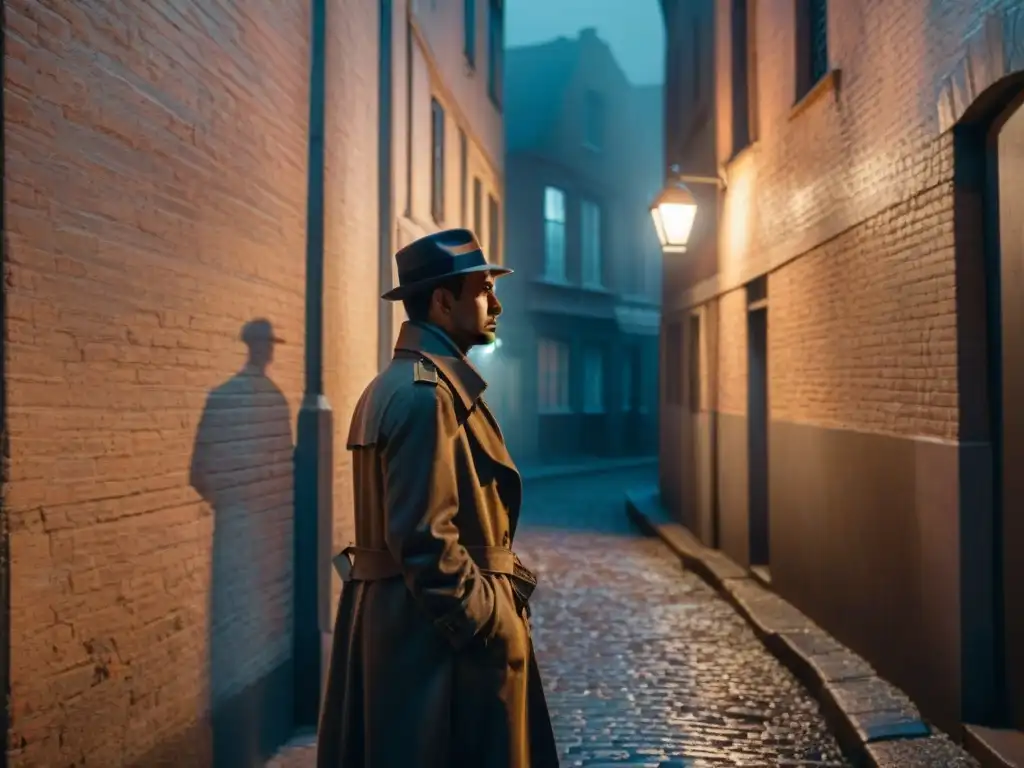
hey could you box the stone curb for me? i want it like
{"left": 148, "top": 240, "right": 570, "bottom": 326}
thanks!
{"left": 625, "top": 485, "right": 979, "bottom": 768}
{"left": 518, "top": 455, "right": 657, "bottom": 482}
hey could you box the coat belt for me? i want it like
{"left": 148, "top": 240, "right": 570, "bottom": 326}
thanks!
{"left": 334, "top": 545, "right": 538, "bottom": 605}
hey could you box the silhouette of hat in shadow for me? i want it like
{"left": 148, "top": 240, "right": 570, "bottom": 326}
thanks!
{"left": 240, "top": 318, "right": 286, "bottom": 347}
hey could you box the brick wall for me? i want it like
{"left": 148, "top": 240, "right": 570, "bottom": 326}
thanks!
{"left": 716, "top": 290, "right": 747, "bottom": 416}
{"left": 769, "top": 180, "right": 958, "bottom": 439}
{"left": 3, "top": 0, "right": 378, "bottom": 764}
{"left": 703, "top": 0, "right": 1018, "bottom": 439}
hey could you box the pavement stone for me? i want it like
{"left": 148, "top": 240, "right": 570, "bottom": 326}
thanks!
{"left": 271, "top": 467, "right": 849, "bottom": 767}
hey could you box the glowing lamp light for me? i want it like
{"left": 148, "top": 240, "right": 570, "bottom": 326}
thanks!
{"left": 650, "top": 180, "right": 698, "bottom": 254}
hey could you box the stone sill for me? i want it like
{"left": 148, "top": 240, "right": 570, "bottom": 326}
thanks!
{"left": 790, "top": 68, "right": 842, "bottom": 121}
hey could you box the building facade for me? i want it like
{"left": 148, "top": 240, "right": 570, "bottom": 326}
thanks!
{"left": 501, "top": 29, "right": 663, "bottom": 466}
{"left": 660, "top": 0, "right": 1024, "bottom": 751}
{"left": 0, "top": 0, "right": 504, "bottom": 765}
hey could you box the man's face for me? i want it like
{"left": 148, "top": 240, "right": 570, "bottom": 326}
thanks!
{"left": 434, "top": 271, "right": 502, "bottom": 350}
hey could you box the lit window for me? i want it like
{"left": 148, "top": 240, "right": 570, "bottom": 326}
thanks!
{"left": 537, "top": 339, "right": 570, "bottom": 413}
{"left": 543, "top": 186, "right": 566, "bottom": 282}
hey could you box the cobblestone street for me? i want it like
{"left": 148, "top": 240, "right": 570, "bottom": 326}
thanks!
{"left": 272, "top": 465, "right": 849, "bottom": 767}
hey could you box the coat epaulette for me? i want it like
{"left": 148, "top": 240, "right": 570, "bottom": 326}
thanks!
{"left": 413, "top": 358, "right": 438, "bottom": 385}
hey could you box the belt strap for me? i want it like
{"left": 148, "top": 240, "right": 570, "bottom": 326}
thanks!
{"left": 334, "top": 545, "right": 517, "bottom": 583}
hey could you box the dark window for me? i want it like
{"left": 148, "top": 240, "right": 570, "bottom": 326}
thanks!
{"left": 488, "top": 0, "right": 504, "bottom": 107}
{"left": 459, "top": 129, "right": 468, "bottom": 226}
{"left": 464, "top": 0, "right": 476, "bottom": 68}
{"left": 731, "top": 0, "right": 751, "bottom": 151}
{"left": 688, "top": 314, "right": 702, "bottom": 413}
{"left": 487, "top": 194, "right": 500, "bottom": 263}
{"left": 583, "top": 90, "right": 605, "bottom": 150}
{"left": 431, "top": 98, "right": 445, "bottom": 224}
{"left": 795, "top": 0, "right": 828, "bottom": 99}
{"left": 472, "top": 177, "right": 483, "bottom": 238}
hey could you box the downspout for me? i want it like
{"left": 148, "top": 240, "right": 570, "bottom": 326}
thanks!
{"left": 293, "top": 0, "right": 333, "bottom": 730}
{"left": 0, "top": 1, "right": 9, "bottom": 760}
{"left": 378, "top": 0, "right": 394, "bottom": 371}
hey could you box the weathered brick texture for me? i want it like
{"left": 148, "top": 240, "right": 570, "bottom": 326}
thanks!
{"left": 707, "top": 0, "right": 1020, "bottom": 439}
{"left": 770, "top": 181, "right": 958, "bottom": 439}
{"left": 1, "top": 0, "right": 374, "bottom": 764}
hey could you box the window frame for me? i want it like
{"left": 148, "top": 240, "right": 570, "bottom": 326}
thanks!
{"left": 580, "top": 199, "right": 602, "bottom": 288}
{"left": 537, "top": 338, "right": 571, "bottom": 414}
{"left": 795, "top": 0, "right": 828, "bottom": 101}
{"left": 487, "top": 0, "right": 504, "bottom": 108}
{"left": 430, "top": 98, "right": 446, "bottom": 224}
{"left": 542, "top": 186, "right": 567, "bottom": 282}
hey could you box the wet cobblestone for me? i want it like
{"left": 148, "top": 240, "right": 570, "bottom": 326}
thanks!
{"left": 517, "top": 470, "right": 848, "bottom": 767}
{"left": 271, "top": 467, "right": 850, "bottom": 767}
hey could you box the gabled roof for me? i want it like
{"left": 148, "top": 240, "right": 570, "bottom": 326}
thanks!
{"left": 504, "top": 38, "right": 579, "bottom": 153}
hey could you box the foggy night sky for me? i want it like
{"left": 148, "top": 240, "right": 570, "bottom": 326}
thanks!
{"left": 505, "top": 0, "right": 666, "bottom": 85}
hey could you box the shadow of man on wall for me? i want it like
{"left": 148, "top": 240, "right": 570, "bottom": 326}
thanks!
{"left": 190, "top": 319, "right": 296, "bottom": 768}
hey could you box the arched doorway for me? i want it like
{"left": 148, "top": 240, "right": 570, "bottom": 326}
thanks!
{"left": 953, "top": 70, "right": 1024, "bottom": 760}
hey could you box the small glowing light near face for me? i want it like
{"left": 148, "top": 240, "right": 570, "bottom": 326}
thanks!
{"left": 650, "top": 181, "right": 698, "bottom": 254}
{"left": 480, "top": 338, "right": 503, "bottom": 356}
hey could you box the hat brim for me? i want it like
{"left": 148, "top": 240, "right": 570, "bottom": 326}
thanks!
{"left": 381, "top": 264, "right": 513, "bottom": 301}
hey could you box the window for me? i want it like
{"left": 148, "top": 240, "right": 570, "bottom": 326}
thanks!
{"left": 538, "top": 339, "right": 570, "bottom": 413}
{"left": 430, "top": 98, "right": 445, "bottom": 223}
{"left": 459, "top": 129, "right": 468, "bottom": 226}
{"left": 795, "top": 0, "right": 828, "bottom": 99}
{"left": 583, "top": 90, "right": 604, "bottom": 150}
{"left": 580, "top": 200, "right": 602, "bottom": 287}
{"left": 688, "top": 314, "right": 702, "bottom": 413}
{"left": 488, "top": 0, "right": 504, "bottom": 107}
{"left": 487, "top": 194, "right": 500, "bottom": 263}
{"left": 472, "top": 177, "right": 483, "bottom": 238}
{"left": 582, "top": 347, "right": 604, "bottom": 414}
{"left": 542, "top": 186, "right": 566, "bottom": 281}
{"left": 464, "top": 0, "right": 476, "bottom": 68}
{"left": 731, "top": 0, "right": 753, "bottom": 151}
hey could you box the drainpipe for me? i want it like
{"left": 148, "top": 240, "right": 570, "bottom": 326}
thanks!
{"left": 378, "top": 0, "right": 394, "bottom": 370}
{"left": 0, "top": 3, "right": 9, "bottom": 761}
{"left": 293, "top": 0, "right": 333, "bottom": 730}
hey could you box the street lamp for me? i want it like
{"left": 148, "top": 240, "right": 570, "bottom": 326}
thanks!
{"left": 649, "top": 165, "right": 725, "bottom": 253}
{"left": 649, "top": 179, "right": 698, "bottom": 254}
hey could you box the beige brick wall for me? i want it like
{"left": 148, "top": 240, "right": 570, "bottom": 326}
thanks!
{"left": 3, "top": 0, "right": 380, "bottom": 764}
{"left": 717, "top": 290, "right": 747, "bottom": 416}
{"left": 705, "top": 0, "right": 1016, "bottom": 438}
{"left": 769, "top": 180, "right": 958, "bottom": 439}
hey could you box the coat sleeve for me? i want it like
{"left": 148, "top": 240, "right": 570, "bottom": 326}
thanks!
{"left": 380, "top": 381, "right": 496, "bottom": 650}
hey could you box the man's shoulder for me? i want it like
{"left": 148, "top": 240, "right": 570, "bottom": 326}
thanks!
{"left": 346, "top": 358, "right": 452, "bottom": 448}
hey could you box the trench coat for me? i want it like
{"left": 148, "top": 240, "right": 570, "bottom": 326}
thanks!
{"left": 316, "top": 321, "right": 559, "bottom": 768}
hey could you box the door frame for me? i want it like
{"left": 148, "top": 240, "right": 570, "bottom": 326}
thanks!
{"left": 951, "top": 72, "right": 1024, "bottom": 728}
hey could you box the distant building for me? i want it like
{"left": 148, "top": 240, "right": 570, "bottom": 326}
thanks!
{"left": 499, "top": 28, "right": 663, "bottom": 465}
{"left": 660, "top": 0, "right": 1024, "bottom": 753}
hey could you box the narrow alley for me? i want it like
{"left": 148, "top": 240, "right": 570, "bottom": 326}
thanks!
{"left": 271, "top": 465, "right": 848, "bottom": 768}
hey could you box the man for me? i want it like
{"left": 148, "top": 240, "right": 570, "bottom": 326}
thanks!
{"left": 317, "top": 229, "right": 558, "bottom": 768}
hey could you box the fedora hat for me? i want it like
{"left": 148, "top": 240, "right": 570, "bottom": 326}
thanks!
{"left": 240, "top": 318, "right": 286, "bottom": 345}
{"left": 382, "top": 228, "right": 512, "bottom": 301}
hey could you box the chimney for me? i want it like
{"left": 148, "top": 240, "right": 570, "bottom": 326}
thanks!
{"left": 580, "top": 27, "right": 598, "bottom": 41}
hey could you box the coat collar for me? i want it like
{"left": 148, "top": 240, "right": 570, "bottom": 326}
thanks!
{"left": 393, "top": 322, "right": 487, "bottom": 413}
